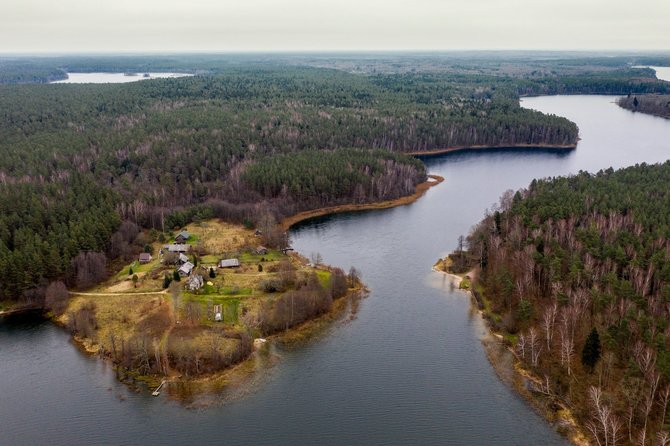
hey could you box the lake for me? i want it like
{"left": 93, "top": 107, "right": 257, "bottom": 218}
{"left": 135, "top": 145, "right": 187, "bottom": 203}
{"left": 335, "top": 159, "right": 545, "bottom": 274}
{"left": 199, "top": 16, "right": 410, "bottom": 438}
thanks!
{"left": 51, "top": 72, "right": 192, "bottom": 84}
{"left": 3, "top": 95, "right": 670, "bottom": 445}
{"left": 651, "top": 66, "right": 670, "bottom": 82}
{"left": 632, "top": 65, "right": 670, "bottom": 82}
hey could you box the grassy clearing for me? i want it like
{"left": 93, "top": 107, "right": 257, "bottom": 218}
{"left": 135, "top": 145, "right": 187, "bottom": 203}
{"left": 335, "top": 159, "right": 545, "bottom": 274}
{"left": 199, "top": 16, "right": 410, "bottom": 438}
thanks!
{"left": 200, "top": 254, "right": 219, "bottom": 264}
{"left": 315, "top": 270, "right": 331, "bottom": 288}
{"left": 186, "top": 220, "right": 257, "bottom": 255}
{"left": 239, "top": 250, "right": 284, "bottom": 263}
{"left": 66, "top": 292, "right": 168, "bottom": 348}
{"left": 64, "top": 218, "right": 344, "bottom": 391}
{"left": 183, "top": 293, "right": 241, "bottom": 325}
{"left": 116, "top": 259, "right": 154, "bottom": 278}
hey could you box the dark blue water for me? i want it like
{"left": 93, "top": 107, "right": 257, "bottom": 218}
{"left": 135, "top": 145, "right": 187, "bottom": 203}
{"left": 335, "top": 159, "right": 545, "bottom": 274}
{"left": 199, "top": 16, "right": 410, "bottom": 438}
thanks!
{"left": 3, "top": 96, "right": 670, "bottom": 445}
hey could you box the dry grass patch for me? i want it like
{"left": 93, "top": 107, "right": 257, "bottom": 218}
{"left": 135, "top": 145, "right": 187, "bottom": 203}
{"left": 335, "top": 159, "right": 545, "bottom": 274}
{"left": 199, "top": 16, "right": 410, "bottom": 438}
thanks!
{"left": 186, "top": 220, "right": 256, "bottom": 254}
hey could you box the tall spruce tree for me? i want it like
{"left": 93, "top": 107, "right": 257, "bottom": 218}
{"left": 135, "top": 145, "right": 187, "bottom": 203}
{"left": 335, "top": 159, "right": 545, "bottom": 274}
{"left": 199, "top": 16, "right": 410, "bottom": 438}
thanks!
{"left": 581, "top": 328, "right": 601, "bottom": 371}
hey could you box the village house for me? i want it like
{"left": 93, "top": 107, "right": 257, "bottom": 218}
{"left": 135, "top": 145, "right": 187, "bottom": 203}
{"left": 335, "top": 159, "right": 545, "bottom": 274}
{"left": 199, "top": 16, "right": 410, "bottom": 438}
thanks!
{"left": 177, "top": 253, "right": 189, "bottom": 264}
{"left": 256, "top": 246, "right": 269, "bottom": 255}
{"left": 164, "top": 244, "right": 190, "bottom": 253}
{"left": 178, "top": 261, "right": 194, "bottom": 277}
{"left": 175, "top": 230, "right": 190, "bottom": 244}
{"left": 138, "top": 252, "right": 152, "bottom": 264}
{"left": 218, "top": 258, "right": 240, "bottom": 268}
{"left": 186, "top": 274, "right": 204, "bottom": 291}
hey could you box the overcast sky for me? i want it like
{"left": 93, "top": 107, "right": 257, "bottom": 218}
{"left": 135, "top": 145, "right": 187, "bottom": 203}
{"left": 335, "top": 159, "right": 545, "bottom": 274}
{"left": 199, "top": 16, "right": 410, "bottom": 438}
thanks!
{"left": 2, "top": 0, "right": 669, "bottom": 53}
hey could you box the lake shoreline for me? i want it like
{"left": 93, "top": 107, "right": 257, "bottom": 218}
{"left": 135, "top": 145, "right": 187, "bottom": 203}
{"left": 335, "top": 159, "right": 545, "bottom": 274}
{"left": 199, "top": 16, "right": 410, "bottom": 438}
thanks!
{"left": 60, "top": 282, "right": 367, "bottom": 403}
{"left": 280, "top": 174, "right": 444, "bottom": 231}
{"left": 431, "top": 266, "right": 588, "bottom": 446}
{"left": 407, "top": 143, "right": 577, "bottom": 158}
{"left": 57, "top": 220, "right": 367, "bottom": 401}
{"left": 0, "top": 304, "right": 43, "bottom": 318}
{"left": 617, "top": 102, "right": 670, "bottom": 120}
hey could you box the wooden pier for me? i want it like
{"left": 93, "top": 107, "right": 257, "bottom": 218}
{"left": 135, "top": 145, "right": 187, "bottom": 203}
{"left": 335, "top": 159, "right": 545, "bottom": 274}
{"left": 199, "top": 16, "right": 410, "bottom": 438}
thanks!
{"left": 152, "top": 380, "right": 166, "bottom": 397}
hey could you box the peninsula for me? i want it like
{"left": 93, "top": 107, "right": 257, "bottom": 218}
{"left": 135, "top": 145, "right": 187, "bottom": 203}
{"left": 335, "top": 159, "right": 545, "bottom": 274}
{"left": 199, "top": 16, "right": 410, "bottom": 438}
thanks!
{"left": 61, "top": 220, "right": 364, "bottom": 394}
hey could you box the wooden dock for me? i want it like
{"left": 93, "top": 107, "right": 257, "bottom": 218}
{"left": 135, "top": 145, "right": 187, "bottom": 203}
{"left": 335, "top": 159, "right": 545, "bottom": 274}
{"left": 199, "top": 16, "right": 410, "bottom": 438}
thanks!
{"left": 152, "top": 380, "right": 166, "bottom": 397}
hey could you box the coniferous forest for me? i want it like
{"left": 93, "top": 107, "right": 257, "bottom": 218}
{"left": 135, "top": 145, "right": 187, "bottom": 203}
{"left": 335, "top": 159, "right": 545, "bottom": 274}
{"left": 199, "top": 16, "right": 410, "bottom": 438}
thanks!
{"left": 0, "top": 54, "right": 668, "bottom": 303}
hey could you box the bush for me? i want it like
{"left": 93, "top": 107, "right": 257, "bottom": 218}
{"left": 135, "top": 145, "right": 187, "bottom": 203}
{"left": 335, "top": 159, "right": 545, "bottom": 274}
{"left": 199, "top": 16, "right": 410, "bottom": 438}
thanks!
{"left": 67, "top": 302, "right": 98, "bottom": 339}
{"left": 44, "top": 281, "right": 69, "bottom": 315}
{"left": 260, "top": 278, "right": 285, "bottom": 293}
{"left": 330, "top": 268, "right": 348, "bottom": 299}
{"left": 259, "top": 282, "right": 332, "bottom": 335}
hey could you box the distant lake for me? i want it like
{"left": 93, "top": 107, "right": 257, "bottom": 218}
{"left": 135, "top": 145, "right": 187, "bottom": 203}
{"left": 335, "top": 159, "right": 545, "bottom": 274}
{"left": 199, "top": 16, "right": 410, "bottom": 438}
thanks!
{"left": 51, "top": 72, "right": 192, "bottom": 84}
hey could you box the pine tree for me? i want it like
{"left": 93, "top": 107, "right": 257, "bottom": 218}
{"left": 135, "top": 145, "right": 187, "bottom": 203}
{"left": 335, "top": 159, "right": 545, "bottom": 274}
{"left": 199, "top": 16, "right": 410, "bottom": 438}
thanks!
{"left": 163, "top": 274, "right": 172, "bottom": 289}
{"left": 209, "top": 267, "right": 215, "bottom": 278}
{"left": 581, "top": 328, "right": 601, "bottom": 371}
{"left": 173, "top": 270, "right": 181, "bottom": 282}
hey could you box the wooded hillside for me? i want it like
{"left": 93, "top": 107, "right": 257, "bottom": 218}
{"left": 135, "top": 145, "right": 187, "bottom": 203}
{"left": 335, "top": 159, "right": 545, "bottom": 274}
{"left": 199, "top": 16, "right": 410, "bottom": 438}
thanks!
{"left": 462, "top": 162, "right": 670, "bottom": 444}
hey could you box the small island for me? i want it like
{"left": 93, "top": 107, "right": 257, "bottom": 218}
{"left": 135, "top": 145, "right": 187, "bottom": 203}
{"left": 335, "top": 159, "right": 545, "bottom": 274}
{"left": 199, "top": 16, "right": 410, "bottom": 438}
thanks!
{"left": 59, "top": 220, "right": 364, "bottom": 396}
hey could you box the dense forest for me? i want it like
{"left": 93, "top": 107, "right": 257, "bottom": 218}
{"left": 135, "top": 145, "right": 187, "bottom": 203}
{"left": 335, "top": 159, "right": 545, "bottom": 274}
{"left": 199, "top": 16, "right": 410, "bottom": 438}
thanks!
{"left": 242, "top": 149, "right": 426, "bottom": 205}
{"left": 0, "top": 54, "right": 668, "bottom": 305}
{"left": 459, "top": 162, "right": 670, "bottom": 444}
{"left": 619, "top": 94, "right": 670, "bottom": 119}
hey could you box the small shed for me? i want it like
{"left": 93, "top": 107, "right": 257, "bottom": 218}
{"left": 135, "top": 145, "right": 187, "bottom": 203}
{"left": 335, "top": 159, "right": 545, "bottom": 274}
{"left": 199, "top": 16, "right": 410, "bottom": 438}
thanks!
{"left": 175, "top": 230, "right": 190, "bottom": 244}
{"left": 256, "top": 246, "right": 269, "bottom": 255}
{"left": 187, "top": 274, "right": 204, "bottom": 291}
{"left": 139, "top": 252, "right": 152, "bottom": 264}
{"left": 214, "top": 304, "right": 222, "bottom": 322}
{"left": 178, "top": 261, "right": 194, "bottom": 277}
{"left": 177, "top": 253, "right": 189, "bottom": 264}
{"left": 218, "top": 258, "right": 240, "bottom": 268}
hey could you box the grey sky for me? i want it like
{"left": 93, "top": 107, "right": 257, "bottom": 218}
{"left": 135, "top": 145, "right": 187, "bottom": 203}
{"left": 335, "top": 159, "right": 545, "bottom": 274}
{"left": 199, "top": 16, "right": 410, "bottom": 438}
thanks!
{"left": 2, "top": 0, "right": 669, "bottom": 52}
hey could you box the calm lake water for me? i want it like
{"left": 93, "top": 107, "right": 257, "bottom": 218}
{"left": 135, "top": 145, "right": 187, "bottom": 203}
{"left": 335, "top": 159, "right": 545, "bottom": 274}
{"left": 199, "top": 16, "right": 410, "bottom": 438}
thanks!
{"left": 51, "top": 72, "right": 192, "bottom": 84}
{"left": 3, "top": 95, "right": 670, "bottom": 445}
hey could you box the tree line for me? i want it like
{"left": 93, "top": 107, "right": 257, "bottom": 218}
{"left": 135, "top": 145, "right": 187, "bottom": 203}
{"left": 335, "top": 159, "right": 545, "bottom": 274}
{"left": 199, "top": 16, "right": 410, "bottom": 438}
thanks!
{"left": 618, "top": 94, "right": 670, "bottom": 119}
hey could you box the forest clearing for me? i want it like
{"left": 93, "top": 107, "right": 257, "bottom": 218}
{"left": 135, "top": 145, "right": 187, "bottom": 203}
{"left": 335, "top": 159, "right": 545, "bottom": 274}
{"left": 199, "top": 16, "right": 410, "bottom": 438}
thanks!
{"left": 60, "top": 219, "right": 362, "bottom": 392}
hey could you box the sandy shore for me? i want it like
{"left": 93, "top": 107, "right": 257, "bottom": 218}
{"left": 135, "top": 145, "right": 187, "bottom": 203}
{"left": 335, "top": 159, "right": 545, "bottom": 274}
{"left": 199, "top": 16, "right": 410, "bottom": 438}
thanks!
{"left": 280, "top": 174, "right": 444, "bottom": 231}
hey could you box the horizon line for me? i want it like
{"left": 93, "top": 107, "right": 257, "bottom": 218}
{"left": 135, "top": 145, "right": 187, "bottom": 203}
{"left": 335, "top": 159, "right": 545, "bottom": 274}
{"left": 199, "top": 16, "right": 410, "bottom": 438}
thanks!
{"left": 2, "top": 49, "right": 670, "bottom": 57}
